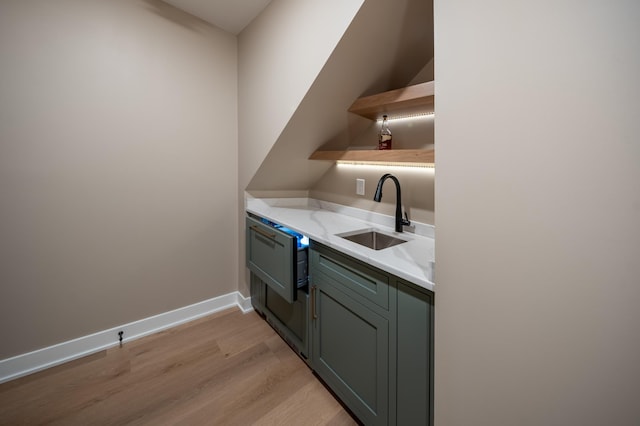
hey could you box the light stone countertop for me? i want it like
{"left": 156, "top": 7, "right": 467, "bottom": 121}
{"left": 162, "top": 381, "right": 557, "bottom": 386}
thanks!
{"left": 246, "top": 197, "right": 435, "bottom": 292}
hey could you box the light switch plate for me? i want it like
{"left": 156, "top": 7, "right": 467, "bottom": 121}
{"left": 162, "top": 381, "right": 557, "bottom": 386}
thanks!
{"left": 356, "top": 178, "right": 365, "bottom": 195}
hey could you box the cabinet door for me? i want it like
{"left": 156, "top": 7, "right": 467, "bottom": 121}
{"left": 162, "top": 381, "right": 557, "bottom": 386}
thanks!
{"left": 396, "top": 280, "right": 433, "bottom": 426}
{"left": 246, "top": 216, "right": 297, "bottom": 303}
{"left": 312, "top": 273, "right": 389, "bottom": 426}
{"left": 264, "top": 282, "right": 310, "bottom": 362}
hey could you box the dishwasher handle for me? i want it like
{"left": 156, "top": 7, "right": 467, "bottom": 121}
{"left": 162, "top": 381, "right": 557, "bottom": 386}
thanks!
{"left": 250, "top": 225, "right": 277, "bottom": 240}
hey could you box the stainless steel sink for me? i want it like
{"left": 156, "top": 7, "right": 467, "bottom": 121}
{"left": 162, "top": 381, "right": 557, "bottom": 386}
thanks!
{"left": 338, "top": 229, "right": 407, "bottom": 250}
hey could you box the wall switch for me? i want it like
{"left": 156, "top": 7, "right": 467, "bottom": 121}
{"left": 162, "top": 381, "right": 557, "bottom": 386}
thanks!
{"left": 356, "top": 178, "right": 365, "bottom": 195}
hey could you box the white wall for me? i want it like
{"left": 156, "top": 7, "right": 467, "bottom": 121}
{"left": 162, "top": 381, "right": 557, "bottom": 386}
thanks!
{"left": 237, "top": 0, "right": 364, "bottom": 196}
{"left": 0, "top": 0, "right": 238, "bottom": 359}
{"left": 434, "top": 1, "right": 640, "bottom": 424}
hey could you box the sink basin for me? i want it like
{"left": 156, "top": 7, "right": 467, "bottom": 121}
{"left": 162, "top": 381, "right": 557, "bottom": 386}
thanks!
{"left": 338, "top": 229, "right": 407, "bottom": 251}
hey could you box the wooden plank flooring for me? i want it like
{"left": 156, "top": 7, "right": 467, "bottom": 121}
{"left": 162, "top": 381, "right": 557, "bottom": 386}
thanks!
{"left": 0, "top": 308, "right": 359, "bottom": 425}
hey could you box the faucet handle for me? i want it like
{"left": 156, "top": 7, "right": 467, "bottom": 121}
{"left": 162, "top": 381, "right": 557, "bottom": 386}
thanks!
{"left": 402, "top": 212, "right": 415, "bottom": 233}
{"left": 402, "top": 211, "right": 411, "bottom": 226}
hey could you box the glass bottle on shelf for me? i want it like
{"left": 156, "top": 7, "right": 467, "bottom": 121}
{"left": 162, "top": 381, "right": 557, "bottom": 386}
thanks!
{"left": 378, "top": 115, "right": 392, "bottom": 150}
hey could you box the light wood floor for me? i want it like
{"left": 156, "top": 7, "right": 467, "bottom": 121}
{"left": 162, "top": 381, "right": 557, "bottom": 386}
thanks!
{"left": 0, "top": 308, "right": 359, "bottom": 425}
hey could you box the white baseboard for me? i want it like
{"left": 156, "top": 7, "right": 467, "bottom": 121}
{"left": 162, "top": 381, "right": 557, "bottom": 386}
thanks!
{"left": 0, "top": 291, "right": 253, "bottom": 384}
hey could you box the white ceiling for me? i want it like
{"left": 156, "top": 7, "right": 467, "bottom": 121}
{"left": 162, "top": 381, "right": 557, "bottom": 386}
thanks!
{"left": 163, "top": 0, "right": 273, "bottom": 34}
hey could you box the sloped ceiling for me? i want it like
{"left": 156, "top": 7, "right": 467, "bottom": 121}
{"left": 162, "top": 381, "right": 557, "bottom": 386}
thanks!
{"left": 247, "top": 0, "right": 434, "bottom": 191}
{"left": 162, "top": 0, "right": 273, "bottom": 34}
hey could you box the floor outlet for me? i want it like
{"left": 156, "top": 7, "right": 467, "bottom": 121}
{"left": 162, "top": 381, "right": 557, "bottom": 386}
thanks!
{"left": 356, "top": 179, "right": 365, "bottom": 196}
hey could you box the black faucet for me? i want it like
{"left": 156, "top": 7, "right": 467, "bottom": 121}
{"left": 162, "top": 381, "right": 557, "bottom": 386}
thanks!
{"left": 373, "top": 174, "right": 411, "bottom": 232}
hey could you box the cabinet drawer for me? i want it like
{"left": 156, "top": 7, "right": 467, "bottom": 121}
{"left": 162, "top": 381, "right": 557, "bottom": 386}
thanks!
{"left": 246, "top": 216, "right": 298, "bottom": 303}
{"left": 310, "top": 242, "right": 389, "bottom": 310}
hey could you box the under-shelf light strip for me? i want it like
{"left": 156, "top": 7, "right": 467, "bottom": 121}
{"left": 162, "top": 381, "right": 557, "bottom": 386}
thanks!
{"left": 336, "top": 160, "right": 435, "bottom": 169}
{"left": 376, "top": 112, "right": 435, "bottom": 123}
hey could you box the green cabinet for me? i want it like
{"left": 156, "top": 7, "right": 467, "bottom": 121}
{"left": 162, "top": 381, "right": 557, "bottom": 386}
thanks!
{"left": 246, "top": 216, "right": 299, "bottom": 303}
{"left": 311, "top": 269, "right": 390, "bottom": 425}
{"left": 250, "top": 272, "right": 311, "bottom": 363}
{"left": 396, "top": 279, "right": 434, "bottom": 426}
{"left": 309, "top": 242, "right": 433, "bottom": 426}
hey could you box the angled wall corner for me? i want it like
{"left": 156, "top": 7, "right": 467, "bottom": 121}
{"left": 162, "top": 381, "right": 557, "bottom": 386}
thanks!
{"left": 237, "top": 0, "right": 365, "bottom": 195}
{"left": 247, "top": 0, "right": 434, "bottom": 192}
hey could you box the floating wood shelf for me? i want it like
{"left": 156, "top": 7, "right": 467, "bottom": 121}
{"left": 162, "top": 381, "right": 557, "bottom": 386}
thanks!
{"left": 348, "top": 81, "right": 434, "bottom": 120}
{"left": 309, "top": 149, "right": 434, "bottom": 165}
{"left": 310, "top": 81, "right": 435, "bottom": 166}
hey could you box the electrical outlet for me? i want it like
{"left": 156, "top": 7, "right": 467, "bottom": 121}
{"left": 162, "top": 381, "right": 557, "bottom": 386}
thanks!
{"left": 356, "top": 178, "right": 365, "bottom": 195}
